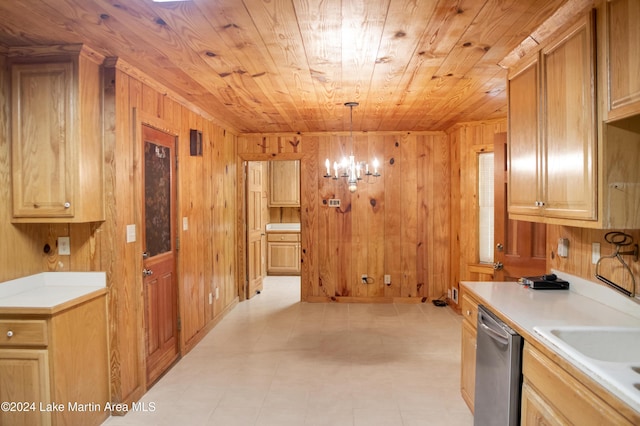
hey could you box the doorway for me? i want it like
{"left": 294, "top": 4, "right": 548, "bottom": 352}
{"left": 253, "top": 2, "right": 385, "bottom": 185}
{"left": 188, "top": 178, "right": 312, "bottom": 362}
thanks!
{"left": 141, "top": 124, "right": 180, "bottom": 385}
{"left": 243, "top": 159, "right": 301, "bottom": 300}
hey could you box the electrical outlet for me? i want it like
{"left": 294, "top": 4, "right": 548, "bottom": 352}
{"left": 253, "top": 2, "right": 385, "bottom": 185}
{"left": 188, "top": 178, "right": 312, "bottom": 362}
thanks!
{"left": 58, "top": 237, "right": 70, "bottom": 255}
{"left": 592, "top": 242, "right": 600, "bottom": 264}
{"left": 384, "top": 274, "right": 391, "bottom": 285}
{"left": 452, "top": 288, "right": 459, "bottom": 304}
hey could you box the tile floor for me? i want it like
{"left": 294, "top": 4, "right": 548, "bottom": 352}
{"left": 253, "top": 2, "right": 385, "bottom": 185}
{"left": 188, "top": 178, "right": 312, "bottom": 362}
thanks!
{"left": 102, "top": 276, "right": 473, "bottom": 426}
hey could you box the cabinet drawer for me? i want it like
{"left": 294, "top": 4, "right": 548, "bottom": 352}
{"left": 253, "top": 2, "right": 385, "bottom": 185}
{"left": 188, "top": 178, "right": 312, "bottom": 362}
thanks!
{"left": 267, "top": 233, "right": 299, "bottom": 242}
{"left": 461, "top": 294, "right": 478, "bottom": 329}
{"left": 0, "top": 320, "right": 48, "bottom": 347}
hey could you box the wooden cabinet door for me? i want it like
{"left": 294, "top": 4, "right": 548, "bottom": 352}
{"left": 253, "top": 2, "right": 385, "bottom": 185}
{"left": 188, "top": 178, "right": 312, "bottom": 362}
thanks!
{"left": 508, "top": 56, "right": 541, "bottom": 216}
{"left": 267, "top": 234, "right": 300, "bottom": 275}
{"left": 0, "top": 349, "right": 51, "bottom": 426}
{"left": 541, "top": 12, "right": 597, "bottom": 220}
{"left": 606, "top": 0, "right": 640, "bottom": 120}
{"left": 11, "top": 62, "right": 74, "bottom": 219}
{"left": 521, "top": 382, "right": 564, "bottom": 426}
{"left": 460, "top": 319, "right": 476, "bottom": 413}
{"left": 269, "top": 160, "right": 300, "bottom": 207}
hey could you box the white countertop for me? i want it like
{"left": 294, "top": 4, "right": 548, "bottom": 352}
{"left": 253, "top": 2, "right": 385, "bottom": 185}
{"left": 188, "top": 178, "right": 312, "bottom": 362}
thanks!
{"left": 0, "top": 272, "right": 107, "bottom": 314}
{"left": 461, "top": 270, "right": 640, "bottom": 414}
{"left": 266, "top": 223, "right": 300, "bottom": 231}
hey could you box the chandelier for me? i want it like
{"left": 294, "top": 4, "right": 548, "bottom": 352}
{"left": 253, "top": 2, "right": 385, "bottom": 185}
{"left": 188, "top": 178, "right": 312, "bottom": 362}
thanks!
{"left": 323, "top": 102, "right": 380, "bottom": 192}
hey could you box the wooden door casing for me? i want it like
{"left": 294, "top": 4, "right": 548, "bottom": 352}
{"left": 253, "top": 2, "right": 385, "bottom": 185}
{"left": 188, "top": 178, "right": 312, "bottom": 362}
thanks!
{"left": 142, "top": 125, "right": 179, "bottom": 386}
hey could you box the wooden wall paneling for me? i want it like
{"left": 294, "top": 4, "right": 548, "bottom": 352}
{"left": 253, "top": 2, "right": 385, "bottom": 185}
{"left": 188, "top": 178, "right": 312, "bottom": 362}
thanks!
{"left": 180, "top": 106, "right": 200, "bottom": 346}
{"left": 335, "top": 136, "right": 352, "bottom": 298}
{"left": 548, "top": 226, "right": 640, "bottom": 295}
{"left": 416, "top": 135, "right": 430, "bottom": 299}
{"left": 431, "top": 134, "right": 452, "bottom": 301}
{"left": 301, "top": 136, "right": 319, "bottom": 301}
{"left": 203, "top": 121, "right": 214, "bottom": 322}
{"left": 400, "top": 134, "right": 418, "bottom": 298}
{"left": 366, "top": 134, "right": 386, "bottom": 298}
{"left": 449, "top": 127, "right": 462, "bottom": 305}
{"left": 41, "top": 224, "right": 68, "bottom": 271}
{"left": 352, "top": 134, "right": 369, "bottom": 298}
{"left": 193, "top": 113, "right": 207, "bottom": 329}
{"left": 114, "top": 70, "right": 145, "bottom": 407}
{"left": 384, "top": 135, "right": 402, "bottom": 298}
{"left": 222, "top": 129, "right": 237, "bottom": 309}
{"left": 316, "top": 135, "right": 335, "bottom": 300}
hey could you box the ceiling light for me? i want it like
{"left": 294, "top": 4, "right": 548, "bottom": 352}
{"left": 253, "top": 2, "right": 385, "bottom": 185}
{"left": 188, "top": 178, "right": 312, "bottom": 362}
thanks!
{"left": 323, "top": 102, "right": 380, "bottom": 193}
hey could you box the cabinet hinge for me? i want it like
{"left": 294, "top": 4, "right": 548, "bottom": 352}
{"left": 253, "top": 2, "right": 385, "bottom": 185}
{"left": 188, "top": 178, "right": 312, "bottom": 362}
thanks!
{"left": 176, "top": 236, "right": 180, "bottom": 251}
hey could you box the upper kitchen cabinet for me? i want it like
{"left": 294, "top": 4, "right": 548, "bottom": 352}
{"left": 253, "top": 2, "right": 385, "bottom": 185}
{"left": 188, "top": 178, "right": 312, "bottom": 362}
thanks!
{"left": 508, "top": 12, "right": 597, "bottom": 222}
{"left": 603, "top": 0, "right": 640, "bottom": 121}
{"left": 268, "top": 160, "right": 300, "bottom": 207}
{"left": 9, "top": 45, "right": 105, "bottom": 223}
{"left": 508, "top": 56, "right": 541, "bottom": 217}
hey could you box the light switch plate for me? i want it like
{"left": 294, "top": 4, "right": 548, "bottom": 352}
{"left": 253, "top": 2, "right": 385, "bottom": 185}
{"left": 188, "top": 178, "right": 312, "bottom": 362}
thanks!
{"left": 126, "top": 224, "right": 136, "bottom": 243}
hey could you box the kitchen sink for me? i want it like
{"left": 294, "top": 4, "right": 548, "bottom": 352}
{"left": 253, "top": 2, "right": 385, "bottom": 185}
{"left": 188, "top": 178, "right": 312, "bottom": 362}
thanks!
{"left": 534, "top": 326, "right": 640, "bottom": 409}
{"left": 538, "top": 327, "right": 640, "bottom": 363}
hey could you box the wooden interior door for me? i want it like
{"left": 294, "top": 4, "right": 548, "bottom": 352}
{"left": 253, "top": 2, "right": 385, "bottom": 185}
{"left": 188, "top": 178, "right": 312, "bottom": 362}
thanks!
{"left": 247, "top": 161, "right": 264, "bottom": 298}
{"left": 142, "top": 125, "right": 179, "bottom": 386}
{"left": 494, "top": 132, "right": 547, "bottom": 281}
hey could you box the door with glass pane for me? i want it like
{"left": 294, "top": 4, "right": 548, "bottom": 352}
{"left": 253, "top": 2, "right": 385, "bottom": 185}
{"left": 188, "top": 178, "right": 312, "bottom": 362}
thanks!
{"left": 494, "top": 132, "right": 546, "bottom": 281}
{"left": 142, "top": 125, "right": 179, "bottom": 385}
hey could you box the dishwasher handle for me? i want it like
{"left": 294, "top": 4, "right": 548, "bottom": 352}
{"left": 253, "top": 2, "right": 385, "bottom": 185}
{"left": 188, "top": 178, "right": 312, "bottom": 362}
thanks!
{"left": 478, "top": 309, "right": 510, "bottom": 345}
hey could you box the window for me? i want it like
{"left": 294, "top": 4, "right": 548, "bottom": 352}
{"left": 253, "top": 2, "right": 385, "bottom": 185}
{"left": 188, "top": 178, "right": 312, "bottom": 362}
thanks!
{"left": 478, "top": 153, "right": 494, "bottom": 263}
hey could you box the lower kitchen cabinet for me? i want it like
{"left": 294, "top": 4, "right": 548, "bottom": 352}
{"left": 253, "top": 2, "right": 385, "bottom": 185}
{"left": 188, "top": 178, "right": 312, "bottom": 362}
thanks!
{"left": 521, "top": 342, "right": 635, "bottom": 425}
{"left": 460, "top": 292, "right": 479, "bottom": 412}
{"left": 0, "top": 348, "right": 50, "bottom": 426}
{"left": 267, "top": 233, "right": 300, "bottom": 275}
{"left": 0, "top": 293, "right": 109, "bottom": 426}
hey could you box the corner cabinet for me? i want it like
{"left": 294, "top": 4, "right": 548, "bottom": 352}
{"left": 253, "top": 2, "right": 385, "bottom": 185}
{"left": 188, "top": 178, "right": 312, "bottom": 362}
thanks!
{"left": 9, "top": 45, "right": 105, "bottom": 223}
{"left": 508, "top": 12, "right": 597, "bottom": 222}
{"left": 268, "top": 161, "right": 300, "bottom": 207}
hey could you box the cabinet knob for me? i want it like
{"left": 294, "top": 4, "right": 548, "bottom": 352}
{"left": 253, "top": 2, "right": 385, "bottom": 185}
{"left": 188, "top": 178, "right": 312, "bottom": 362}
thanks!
{"left": 64, "top": 202, "right": 71, "bottom": 209}
{"left": 6, "top": 330, "right": 13, "bottom": 338}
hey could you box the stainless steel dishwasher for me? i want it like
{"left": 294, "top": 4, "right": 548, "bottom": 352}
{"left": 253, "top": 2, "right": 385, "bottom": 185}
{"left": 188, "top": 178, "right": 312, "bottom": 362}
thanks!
{"left": 473, "top": 305, "right": 523, "bottom": 426}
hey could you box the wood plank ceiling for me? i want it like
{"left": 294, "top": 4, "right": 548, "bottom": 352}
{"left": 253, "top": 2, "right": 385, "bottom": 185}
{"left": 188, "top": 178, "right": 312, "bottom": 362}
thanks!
{"left": 0, "top": 0, "right": 569, "bottom": 133}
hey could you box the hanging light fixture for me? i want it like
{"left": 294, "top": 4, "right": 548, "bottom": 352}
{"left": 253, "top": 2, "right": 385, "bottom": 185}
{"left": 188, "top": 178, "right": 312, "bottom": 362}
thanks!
{"left": 323, "top": 102, "right": 380, "bottom": 192}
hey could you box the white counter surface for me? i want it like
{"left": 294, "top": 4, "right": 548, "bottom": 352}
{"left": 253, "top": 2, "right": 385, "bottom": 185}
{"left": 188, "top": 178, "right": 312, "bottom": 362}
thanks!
{"left": 0, "top": 272, "right": 107, "bottom": 314}
{"left": 462, "top": 270, "right": 640, "bottom": 415}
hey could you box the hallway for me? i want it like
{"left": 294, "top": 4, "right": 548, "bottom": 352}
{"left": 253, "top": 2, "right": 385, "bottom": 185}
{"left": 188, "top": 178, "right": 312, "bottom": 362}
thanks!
{"left": 102, "top": 276, "right": 473, "bottom": 425}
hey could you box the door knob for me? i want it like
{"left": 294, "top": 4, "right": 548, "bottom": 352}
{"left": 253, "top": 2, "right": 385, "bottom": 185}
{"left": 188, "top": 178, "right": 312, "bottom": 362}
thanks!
{"left": 143, "top": 268, "right": 154, "bottom": 277}
{"left": 493, "top": 262, "right": 504, "bottom": 271}
{"left": 496, "top": 243, "right": 504, "bottom": 252}
{"left": 142, "top": 251, "right": 150, "bottom": 259}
